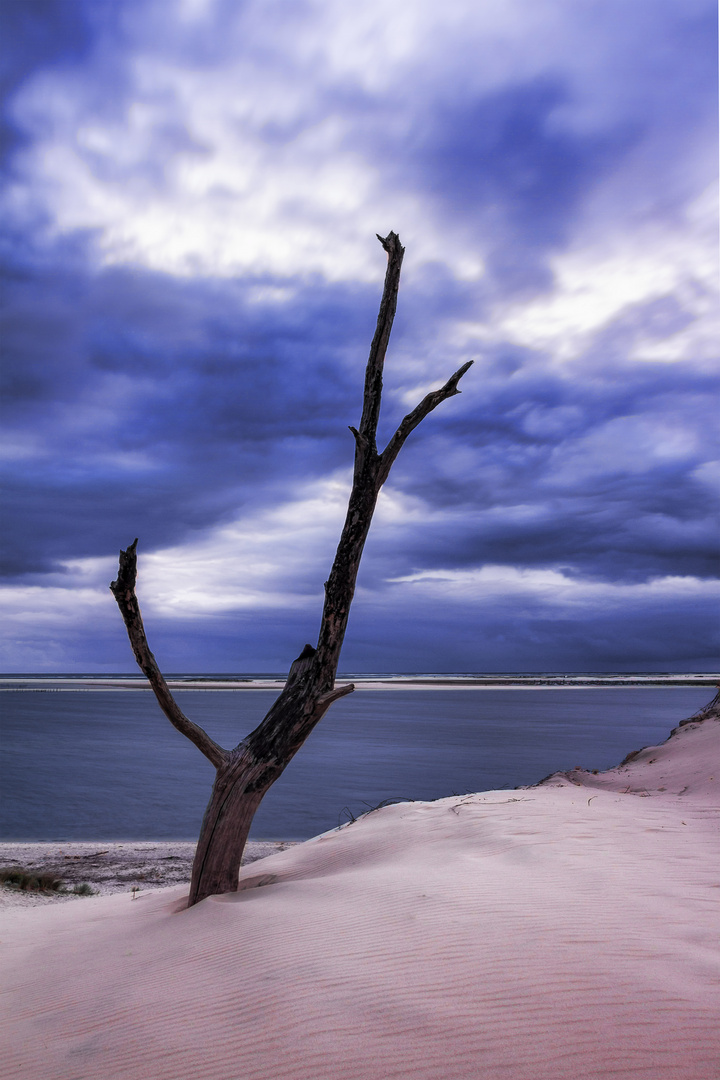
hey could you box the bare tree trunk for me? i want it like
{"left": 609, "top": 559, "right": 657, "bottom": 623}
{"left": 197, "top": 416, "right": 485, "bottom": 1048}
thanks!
{"left": 111, "top": 232, "right": 472, "bottom": 905}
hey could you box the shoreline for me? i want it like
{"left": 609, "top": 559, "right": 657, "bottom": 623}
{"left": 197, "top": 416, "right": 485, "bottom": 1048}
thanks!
{"left": 4, "top": 710, "right": 715, "bottom": 907}
{"left": 4, "top": 694, "right": 717, "bottom": 908}
{"left": 2, "top": 712, "right": 718, "bottom": 1079}
{"left": 0, "top": 840, "right": 295, "bottom": 908}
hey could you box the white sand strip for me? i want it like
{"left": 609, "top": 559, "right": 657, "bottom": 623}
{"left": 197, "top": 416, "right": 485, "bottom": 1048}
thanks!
{"left": 4, "top": 675, "right": 717, "bottom": 690}
{"left": 0, "top": 718, "right": 718, "bottom": 1079}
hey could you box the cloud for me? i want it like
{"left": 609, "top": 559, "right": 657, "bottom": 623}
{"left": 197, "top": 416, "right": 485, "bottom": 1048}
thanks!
{"left": 0, "top": 237, "right": 377, "bottom": 576}
{"left": 5, "top": 0, "right": 714, "bottom": 285}
{"left": 490, "top": 186, "right": 718, "bottom": 363}
{"left": 0, "top": 0, "right": 717, "bottom": 672}
{"left": 2, "top": 535, "right": 716, "bottom": 673}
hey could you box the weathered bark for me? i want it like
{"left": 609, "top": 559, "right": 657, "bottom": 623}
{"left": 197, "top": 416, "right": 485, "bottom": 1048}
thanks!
{"left": 111, "top": 231, "right": 473, "bottom": 905}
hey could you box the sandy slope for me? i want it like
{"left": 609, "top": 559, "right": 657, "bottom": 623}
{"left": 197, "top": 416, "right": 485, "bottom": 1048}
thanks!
{"left": 1, "top": 715, "right": 718, "bottom": 1080}
{"left": 537, "top": 703, "right": 719, "bottom": 801}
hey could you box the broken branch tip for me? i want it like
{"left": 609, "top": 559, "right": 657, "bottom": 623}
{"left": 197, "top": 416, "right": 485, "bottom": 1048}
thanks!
{"left": 376, "top": 230, "right": 402, "bottom": 254}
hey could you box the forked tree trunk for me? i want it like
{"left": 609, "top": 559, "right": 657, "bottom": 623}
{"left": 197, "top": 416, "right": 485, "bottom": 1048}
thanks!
{"left": 111, "top": 232, "right": 473, "bottom": 905}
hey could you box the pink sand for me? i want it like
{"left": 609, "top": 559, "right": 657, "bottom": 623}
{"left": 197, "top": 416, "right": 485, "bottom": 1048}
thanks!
{"left": 1, "top": 716, "right": 718, "bottom": 1079}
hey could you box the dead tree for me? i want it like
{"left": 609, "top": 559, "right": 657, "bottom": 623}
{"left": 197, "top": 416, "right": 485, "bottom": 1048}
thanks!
{"left": 111, "top": 232, "right": 472, "bottom": 906}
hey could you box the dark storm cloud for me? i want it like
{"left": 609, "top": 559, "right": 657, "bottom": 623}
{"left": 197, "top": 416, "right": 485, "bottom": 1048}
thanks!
{"left": 354, "top": 269, "right": 720, "bottom": 590}
{"left": 0, "top": 0, "right": 717, "bottom": 673}
{"left": 1, "top": 224, "right": 717, "bottom": 595}
{"left": 402, "top": 77, "right": 638, "bottom": 292}
{"left": 105, "top": 572, "right": 718, "bottom": 674}
{"left": 0, "top": 1, "right": 85, "bottom": 161}
{"left": 347, "top": 2, "right": 717, "bottom": 299}
{"left": 339, "top": 590, "right": 720, "bottom": 674}
{"left": 0, "top": 0, "right": 125, "bottom": 167}
{"left": 0, "top": 234, "right": 380, "bottom": 576}
{"left": 367, "top": 349, "right": 719, "bottom": 586}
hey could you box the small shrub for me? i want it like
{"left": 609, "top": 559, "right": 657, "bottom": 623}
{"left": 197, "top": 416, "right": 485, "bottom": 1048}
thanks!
{"left": 72, "top": 882, "right": 96, "bottom": 896}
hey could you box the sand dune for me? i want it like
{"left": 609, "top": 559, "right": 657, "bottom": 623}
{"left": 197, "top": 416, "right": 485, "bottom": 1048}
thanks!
{"left": 538, "top": 700, "right": 719, "bottom": 800}
{"left": 1, "top": 711, "right": 718, "bottom": 1079}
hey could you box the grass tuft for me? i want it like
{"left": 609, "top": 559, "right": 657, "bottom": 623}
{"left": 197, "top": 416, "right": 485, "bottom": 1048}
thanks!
{"left": 0, "top": 866, "right": 96, "bottom": 896}
{"left": 0, "top": 866, "right": 64, "bottom": 892}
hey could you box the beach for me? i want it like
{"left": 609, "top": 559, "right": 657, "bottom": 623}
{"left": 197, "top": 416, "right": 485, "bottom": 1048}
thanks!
{"left": 0, "top": 841, "right": 295, "bottom": 909}
{"left": 1, "top": 696, "right": 718, "bottom": 1078}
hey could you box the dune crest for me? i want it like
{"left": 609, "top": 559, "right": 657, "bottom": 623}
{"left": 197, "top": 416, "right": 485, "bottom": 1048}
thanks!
{"left": 538, "top": 696, "right": 719, "bottom": 800}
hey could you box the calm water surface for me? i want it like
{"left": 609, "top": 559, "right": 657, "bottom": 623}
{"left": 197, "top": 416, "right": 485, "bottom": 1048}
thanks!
{"left": 0, "top": 688, "right": 710, "bottom": 840}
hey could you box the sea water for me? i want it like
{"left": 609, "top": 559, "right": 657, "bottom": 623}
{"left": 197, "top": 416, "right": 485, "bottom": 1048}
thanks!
{"left": 0, "top": 686, "right": 712, "bottom": 841}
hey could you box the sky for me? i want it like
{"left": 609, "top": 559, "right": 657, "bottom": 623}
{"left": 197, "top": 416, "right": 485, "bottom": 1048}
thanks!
{"left": 0, "top": 0, "right": 718, "bottom": 674}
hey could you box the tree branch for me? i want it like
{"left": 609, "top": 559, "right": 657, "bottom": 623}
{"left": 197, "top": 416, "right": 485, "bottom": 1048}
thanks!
{"left": 313, "top": 240, "right": 473, "bottom": 691}
{"left": 377, "top": 360, "right": 474, "bottom": 485}
{"left": 314, "top": 682, "right": 355, "bottom": 711}
{"left": 110, "top": 540, "right": 228, "bottom": 769}
{"left": 357, "top": 232, "right": 405, "bottom": 451}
